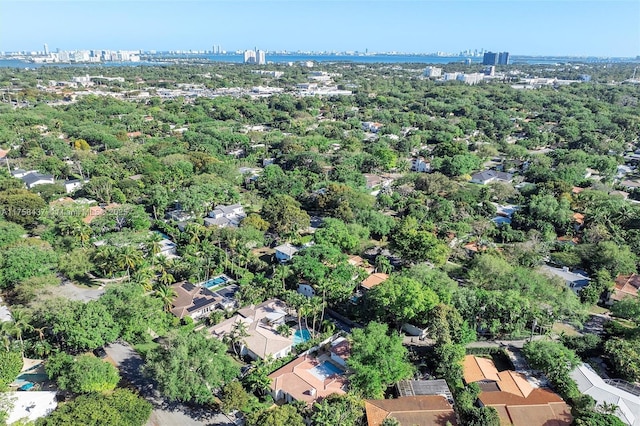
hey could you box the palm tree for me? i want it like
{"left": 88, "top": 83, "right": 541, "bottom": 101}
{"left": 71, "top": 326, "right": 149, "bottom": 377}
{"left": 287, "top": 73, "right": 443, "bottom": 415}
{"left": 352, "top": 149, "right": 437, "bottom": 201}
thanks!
{"left": 154, "top": 284, "right": 178, "bottom": 312}
{"left": 71, "top": 222, "right": 92, "bottom": 247}
{"left": 308, "top": 296, "right": 324, "bottom": 338}
{"left": 226, "top": 320, "right": 249, "bottom": 357}
{"left": 145, "top": 232, "right": 164, "bottom": 256}
{"left": 375, "top": 255, "right": 393, "bottom": 274}
{"left": 10, "top": 308, "right": 33, "bottom": 356}
{"left": 117, "top": 246, "right": 144, "bottom": 279}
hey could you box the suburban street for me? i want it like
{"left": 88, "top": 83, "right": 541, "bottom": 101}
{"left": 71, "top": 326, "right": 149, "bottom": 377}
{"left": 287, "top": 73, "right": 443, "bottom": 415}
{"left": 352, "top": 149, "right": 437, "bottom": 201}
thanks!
{"left": 105, "top": 342, "right": 237, "bottom": 426}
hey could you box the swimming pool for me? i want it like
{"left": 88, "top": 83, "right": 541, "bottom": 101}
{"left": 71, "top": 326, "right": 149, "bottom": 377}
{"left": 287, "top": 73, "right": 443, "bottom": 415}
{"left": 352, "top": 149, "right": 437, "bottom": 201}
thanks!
{"left": 293, "top": 329, "right": 311, "bottom": 345}
{"left": 309, "top": 361, "right": 344, "bottom": 381}
{"left": 154, "top": 231, "right": 170, "bottom": 240}
{"left": 203, "top": 275, "right": 230, "bottom": 288}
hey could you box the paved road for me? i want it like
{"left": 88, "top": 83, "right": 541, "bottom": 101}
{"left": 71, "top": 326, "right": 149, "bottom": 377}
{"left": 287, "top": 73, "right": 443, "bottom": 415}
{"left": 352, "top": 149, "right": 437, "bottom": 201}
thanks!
{"left": 105, "top": 342, "right": 237, "bottom": 426}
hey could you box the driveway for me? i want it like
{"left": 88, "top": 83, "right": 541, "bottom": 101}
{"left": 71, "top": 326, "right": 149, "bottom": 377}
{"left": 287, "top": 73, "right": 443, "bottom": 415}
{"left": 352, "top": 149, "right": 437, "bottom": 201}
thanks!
{"left": 55, "top": 281, "right": 105, "bottom": 302}
{"left": 105, "top": 342, "right": 236, "bottom": 426}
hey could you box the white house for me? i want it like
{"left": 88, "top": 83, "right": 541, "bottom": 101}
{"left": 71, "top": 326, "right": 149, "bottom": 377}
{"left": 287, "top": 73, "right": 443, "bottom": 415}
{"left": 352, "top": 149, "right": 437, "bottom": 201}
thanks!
{"left": 540, "top": 265, "right": 590, "bottom": 294}
{"left": 275, "top": 243, "right": 299, "bottom": 263}
{"left": 470, "top": 170, "right": 514, "bottom": 185}
{"left": 63, "top": 179, "right": 87, "bottom": 193}
{"left": 411, "top": 157, "right": 431, "bottom": 173}
{"left": 204, "top": 204, "right": 246, "bottom": 228}
{"left": 6, "top": 391, "right": 57, "bottom": 424}
{"left": 21, "top": 172, "right": 55, "bottom": 189}
{"left": 571, "top": 363, "right": 640, "bottom": 426}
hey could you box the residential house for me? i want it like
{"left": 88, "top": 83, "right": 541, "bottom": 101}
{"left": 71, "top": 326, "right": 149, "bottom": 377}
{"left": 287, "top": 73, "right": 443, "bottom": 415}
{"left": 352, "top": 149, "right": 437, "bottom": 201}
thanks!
{"left": 492, "top": 203, "right": 519, "bottom": 226}
{"left": 463, "top": 355, "right": 573, "bottom": 426}
{"left": 210, "top": 299, "right": 296, "bottom": 360}
{"left": 540, "top": 265, "right": 590, "bottom": 294}
{"left": 607, "top": 274, "right": 640, "bottom": 305}
{"left": 63, "top": 178, "right": 87, "bottom": 193}
{"left": 470, "top": 171, "right": 514, "bottom": 185}
{"left": 364, "top": 396, "right": 457, "bottom": 426}
{"left": 10, "top": 169, "right": 36, "bottom": 179}
{"left": 362, "top": 122, "right": 383, "bottom": 133}
{"left": 165, "top": 209, "right": 193, "bottom": 223}
{"left": 329, "top": 337, "right": 350, "bottom": 368}
{"left": 269, "top": 337, "right": 349, "bottom": 405}
{"left": 6, "top": 392, "right": 57, "bottom": 424}
{"left": 204, "top": 204, "right": 246, "bottom": 228}
{"left": 21, "top": 172, "right": 55, "bottom": 189}
{"left": 411, "top": 157, "right": 431, "bottom": 173}
{"left": 360, "top": 273, "right": 389, "bottom": 291}
{"left": 571, "top": 363, "right": 640, "bottom": 426}
{"left": 158, "top": 238, "right": 178, "bottom": 258}
{"left": 275, "top": 243, "right": 299, "bottom": 263}
{"left": 169, "top": 281, "right": 219, "bottom": 320}
{"left": 347, "top": 255, "right": 375, "bottom": 275}
{"left": 82, "top": 203, "right": 120, "bottom": 224}
{"left": 572, "top": 212, "right": 585, "bottom": 231}
{"left": 365, "top": 379, "right": 457, "bottom": 426}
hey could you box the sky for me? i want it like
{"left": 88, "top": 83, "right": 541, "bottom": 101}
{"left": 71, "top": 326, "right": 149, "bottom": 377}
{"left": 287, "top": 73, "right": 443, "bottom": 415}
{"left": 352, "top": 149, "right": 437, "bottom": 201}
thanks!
{"left": 1, "top": 0, "right": 639, "bottom": 57}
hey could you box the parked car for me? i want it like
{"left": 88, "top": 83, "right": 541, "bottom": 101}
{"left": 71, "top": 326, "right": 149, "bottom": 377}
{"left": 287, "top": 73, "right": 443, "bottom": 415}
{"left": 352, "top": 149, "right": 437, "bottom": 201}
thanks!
{"left": 93, "top": 347, "right": 107, "bottom": 358}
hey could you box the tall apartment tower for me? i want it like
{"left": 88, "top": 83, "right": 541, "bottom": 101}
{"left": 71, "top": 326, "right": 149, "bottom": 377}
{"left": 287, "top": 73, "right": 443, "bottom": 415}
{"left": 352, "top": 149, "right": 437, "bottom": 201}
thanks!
{"left": 482, "top": 52, "right": 498, "bottom": 65}
{"left": 243, "top": 50, "right": 257, "bottom": 63}
{"left": 257, "top": 50, "right": 266, "bottom": 65}
{"left": 483, "top": 51, "right": 510, "bottom": 65}
{"left": 43, "top": 43, "right": 49, "bottom": 55}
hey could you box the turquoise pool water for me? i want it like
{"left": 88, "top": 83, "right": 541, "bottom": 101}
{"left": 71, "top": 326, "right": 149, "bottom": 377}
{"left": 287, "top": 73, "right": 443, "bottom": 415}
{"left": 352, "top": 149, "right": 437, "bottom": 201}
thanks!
{"left": 293, "top": 329, "right": 311, "bottom": 345}
{"left": 309, "top": 361, "right": 344, "bottom": 381}
{"left": 204, "top": 275, "right": 229, "bottom": 288}
{"left": 154, "top": 231, "right": 171, "bottom": 240}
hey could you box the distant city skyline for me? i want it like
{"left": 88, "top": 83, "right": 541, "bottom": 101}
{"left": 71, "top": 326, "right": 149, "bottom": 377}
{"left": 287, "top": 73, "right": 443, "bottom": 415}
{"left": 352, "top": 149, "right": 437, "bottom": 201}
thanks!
{"left": 1, "top": 1, "right": 639, "bottom": 57}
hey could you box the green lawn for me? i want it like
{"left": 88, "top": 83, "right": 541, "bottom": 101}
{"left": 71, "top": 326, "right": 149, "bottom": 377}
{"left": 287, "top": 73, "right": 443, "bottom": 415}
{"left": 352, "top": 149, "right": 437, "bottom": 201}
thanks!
{"left": 133, "top": 341, "right": 160, "bottom": 359}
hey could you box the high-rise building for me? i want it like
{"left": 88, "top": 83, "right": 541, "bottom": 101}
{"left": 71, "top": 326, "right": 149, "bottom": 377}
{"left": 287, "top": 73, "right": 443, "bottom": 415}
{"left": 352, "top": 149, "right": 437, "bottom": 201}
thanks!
{"left": 423, "top": 66, "right": 442, "bottom": 78}
{"left": 482, "top": 52, "right": 498, "bottom": 65}
{"left": 243, "top": 50, "right": 257, "bottom": 63}
{"left": 257, "top": 50, "right": 266, "bottom": 65}
{"left": 43, "top": 43, "right": 49, "bottom": 55}
{"left": 484, "top": 51, "right": 510, "bottom": 65}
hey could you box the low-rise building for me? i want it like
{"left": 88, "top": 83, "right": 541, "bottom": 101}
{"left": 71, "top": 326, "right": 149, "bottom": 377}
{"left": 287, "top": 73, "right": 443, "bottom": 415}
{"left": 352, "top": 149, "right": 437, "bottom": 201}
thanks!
{"left": 360, "top": 273, "right": 389, "bottom": 291}
{"left": 540, "top": 265, "right": 590, "bottom": 294}
{"left": 411, "top": 157, "right": 431, "bottom": 173}
{"left": 169, "top": 281, "right": 219, "bottom": 320}
{"left": 463, "top": 355, "right": 573, "bottom": 426}
{"left": 470, "top": 170, "right": 514, "bottom": 185}
{"left": 608, "top": 274, "right": 640, "bottom": 304}
{"left": 21, "top": 172, "right": 55, "bottom": 189}
{"left": 365, "top": 379, "right": 457, "bottom": 426}
{"left": 269, "top": 337, "right": 349, "bottom": 405}
{"left": 204, "top": 204, "right": 246, "bottom": 228}
{"left": 210, "top": 299, "right": 298, "bottom": 360}
{"left": 571, "top": 363, "right": 640, "bottom": 426}
{"left": 274, "top": 243, "right": 299, "bottom": 263}
{"left": 6, "top": 391, "right": 57, "bottom": 424}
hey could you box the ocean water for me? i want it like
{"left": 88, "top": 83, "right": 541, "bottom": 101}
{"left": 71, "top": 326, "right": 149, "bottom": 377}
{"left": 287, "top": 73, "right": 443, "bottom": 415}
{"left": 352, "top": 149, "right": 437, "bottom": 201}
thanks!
{"left": 0, "top": 53, "right": 584, "bottom": 69}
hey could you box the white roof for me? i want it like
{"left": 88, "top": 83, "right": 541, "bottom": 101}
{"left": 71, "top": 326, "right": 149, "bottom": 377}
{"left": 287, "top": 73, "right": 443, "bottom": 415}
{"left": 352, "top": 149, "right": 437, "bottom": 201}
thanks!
{"left": 570, "top": 363, "right": 640, "bottom": 425}
{"left": 6, "top": 391, "right": 57, "bottom": 424}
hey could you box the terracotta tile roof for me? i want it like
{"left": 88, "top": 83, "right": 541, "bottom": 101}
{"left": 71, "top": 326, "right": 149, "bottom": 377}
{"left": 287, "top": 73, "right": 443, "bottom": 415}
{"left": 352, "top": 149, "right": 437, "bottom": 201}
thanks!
{"left": 269, "top": 356, "right": 347, "bottom": 405}
{"left": 464, "top": 356, "right": 572, "bottom": 426}
{"left": 571, "top": 186, "right": 585, "bottom": 194}
{"left": 0, "top": 149, "right": 9, "bottom": 159}
{"left": 463, "top": 355, "right": 500, "bottom": 383}
{"left": 364, "top": 395, "right": 458, "bottom": 426}
{"left": 611, "top": 274, "right": 640, "bottom": 302}
{"left": 360, "top": 273, "right": 389, "bottom": 290}
{"left": 572, "top": 212, "right": 585, "bottom": 225}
